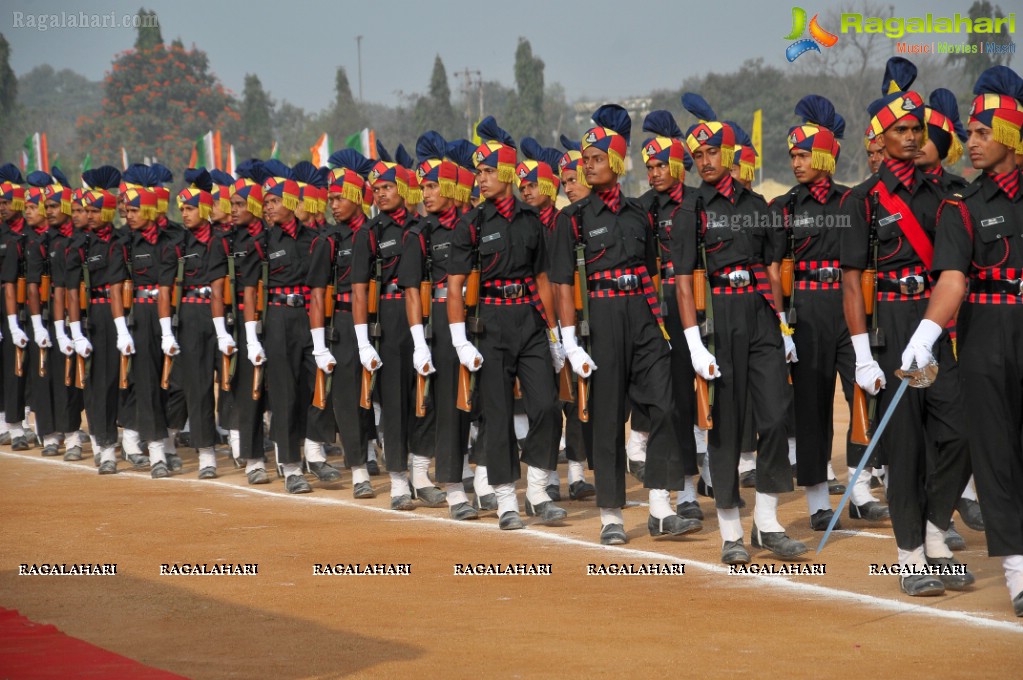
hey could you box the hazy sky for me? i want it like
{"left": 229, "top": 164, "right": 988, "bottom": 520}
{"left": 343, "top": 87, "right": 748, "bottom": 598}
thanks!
{"left": 4, "top": 0, "right": 1012, "bottom": 113}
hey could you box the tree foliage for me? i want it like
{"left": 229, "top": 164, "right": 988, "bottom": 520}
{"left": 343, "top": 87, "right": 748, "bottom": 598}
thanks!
{"left": 240, "top": 74, "right": 273, "bottom": 158}
{"left": 505, "top": 38, "right": 545, "bottom": 142}
{"left": 0, "top": 34, "right": 18, "bottom": 158}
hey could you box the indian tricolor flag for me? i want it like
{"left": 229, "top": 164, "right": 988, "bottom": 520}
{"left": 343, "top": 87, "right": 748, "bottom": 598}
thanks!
{"left": 310, "top": 133, "right": 331, "bottom": 167}
{"left": 22, "top": 133, "right": 49, "bottom": 173}
{"left": 188, "top": 130, "right": 217, "bottom": 169}
{"left": 227, "top": 145, "right": 237, "bottom": 176}
{"left": 343, "top": 128, "right": 377, "bottom": 159}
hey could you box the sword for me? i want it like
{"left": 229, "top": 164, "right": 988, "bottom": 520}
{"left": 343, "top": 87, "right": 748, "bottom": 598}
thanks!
{"left": 816, "top": 375, "right": 911, "bottom": 554}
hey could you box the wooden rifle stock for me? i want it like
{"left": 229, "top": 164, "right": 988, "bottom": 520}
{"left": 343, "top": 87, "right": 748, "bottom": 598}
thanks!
{"left": 577, "top": 371, "right": 590, "bottom": 423}
{"left": 313, "top": 367, "right": 329, "bottom": 410}
{"left": 222, "top": 275, "right": 232, "bottom": 305}
{"left": 367, "top": 280, "right": 378, "bottom": 314}
{"left": 39, "top": 346, "right": 47, "bottom": 378}
{"left": 119, "top": 354, "right": 129, "bottom": 389}
{"left": 695, "top": 374, "right": 713, "bottom": 430}
{"left": 415, "top": 371, "right": 428, "bottom": 418}
{"left": 221, "top": 352, "right": 232, "bottom": 393}
{"left": 558, "top": 364, "right": 575, "bottom": 402}
{"left": 693, "top": 269, "right": 707, "bottom": 312}
{"left": 14, "top": 346, "right": 24, "bottom": 377}
{"left": 420, "top": 281, "right": 431, "bottom": 318}
{"left": 513, "top": 378, "right": 522, "bottom": 399}
{"left": 324, "top": 284, "right": 335, "bottom": 317}
{"left": 122, "top": 280, "right": 133, "bottom": 311}
{"left": 464, "top": 268, "right": 480, "bottom": 307}
{"left": 850, "top": 383, "right": 874, "bottom": 446}
{"left": 252, "top": 364, "right": 263, "bottom": 401}
{"left": 255, "top": 279, "right": 265, "bottom": 313}
{"left": 359, "top": 359, "right": 379, "bottom": 410}
{"left": 40, "top": 274, "right": 51, "bottom": 303}
{"left": 160, "top": 355, "right": 174, "bottom": 390}
{"left": 79, "top": 281, "right": 87, "bottom": 310}
{"left": 76, "top": 355, "right": 86, "bottom": 389}
{"left": 64, "top": 354, "right": 72, "bottom": 387}
{"left": 862, "top": 269, "right": 876, "bottom": 315}
{"left": 16, "top": 276, "right": 26, "bottom": 305}
{"left": 456, "top": 364, "right": 472, "bottom": 412}
{"left": 781, "top": 258, "right": 794, "bottom": 298}
{"left": 572, "top": 271, "right": 583, "bottom": 311}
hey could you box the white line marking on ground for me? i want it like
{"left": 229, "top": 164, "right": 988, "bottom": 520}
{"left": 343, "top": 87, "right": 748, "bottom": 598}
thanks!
{"left": 3, "top": 451, "right": 1020, "bottom": 634}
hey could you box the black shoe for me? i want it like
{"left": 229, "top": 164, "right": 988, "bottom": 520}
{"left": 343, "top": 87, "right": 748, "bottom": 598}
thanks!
{"left": 167, "top": 453, "right": 183, "bottom": 472}
{"left": 739, "top": 469, "right": 756, "bottom": 488}
{"left": 721, "top": 539, "right": 751, "bottom": 565}
{"left": 827, "top": 478, "right": 846, "bottom": 495}
{"left": 499, "top": 511, "right": 524, "bottom": 530}
{"left": 525, "top": 499, "right": 568, "bottom": 524}
{"left": 176, "top": 431, "right": 191, "bottom": 447}
{"left": 676, "top": 501, "right": 704, "bottom": 521}
{"left": 411, "top": 485, "right": 446, "bottom": 507}
{"left": 40, "top": 444, "right": 60, "bottom": 457}
{"left": 98, "top": 460, "right": 118, "bottom": 475}
{"left": 285, "top": 474, "right": 312, "bottom": 494}
{"left": 390, "top": 495, "right": 415, "bottom": 511}
{"left": 11, "top": 435, "right": 31, "bottom": 451}
{"left": 627, "top": 460, "right": 645, "bottom": 484}
{"left": 945, "top": 522, "right": 966, "bottom": 551}
{"left": 247, "top": 468, "right": 270, "bottom": 485}
{"left": 1013, "top": 591, "right": 1023, "bottom": 617}
{"left": 125, "top": 453, "right": 149, "bottom": 469}
{"left": 94, "top": 452, "right": 101, "bottom": 467}
{"left": 697, "top": 478, "right": 714, "bottom": 499}
{"left": 600, "top": 523, "right": 627, "bottom": 545}
{"left": 926, "top": 555, "right": 975, "bottom": 591}
{"left": 956, "top": 498, "right": 985, "bottom": 532}
{"left": 63, "top": 446, "right": 83, "bottom": 462}
{"left": 353, "top": 481, "right": 375, "bottom": 498}
{"left": 449, "top": 502, "right": 479, "bottom": 521}
{"left": 751, "top": 524, "right": 808, "bottom": 559}
{"left": 462, "top": 476, "right": 475, "bottom": 495}
{"left": 473, "top": 493, "right": 498, "bottom": 512}
{"left": 198, "top": 466, "right": 218, "bottom": 480}
{"left": 849, "top": 500, "right": 889, "bottom": 521}
{"left": 324, "top": 444, "right": 342, "bottom": 457}
{"left": 366, "top": 459, "right": 381, "bottom": 476}
{"left": 151, "top": 462, "right": 170, "bottom": 479}
{"left": 569, "top": 480, "right": 596, "bottom": 501}
{"left": 648, "top": 514, "right": 702, "bottom": 537}
{"left": 900, "top": 574, "right": 945, "bottom": 597}
{"left": 545, "top": 484, "right": 562, "bottom": 502}
{"left": 0, "top": 432, "right": 10, "bottom": 445}
{"left": 307, "top": 461, "right": 342, "bottom": 483}
{"left": 810, "top": 509, "right": 839, "bottom": 531}
{"left": 263, "top": 437, "right": 275, "bottom": 453}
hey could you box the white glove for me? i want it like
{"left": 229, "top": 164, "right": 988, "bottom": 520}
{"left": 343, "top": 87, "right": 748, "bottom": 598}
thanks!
{"left": 69, "top": 321, "right": 91, "bottom": 357}
{"left": 779, "top": 313, "right": 797, "bottom": 364}
{"left": 355, "top": 323, "right": 382, "bottom": 372}
{"left": 852, "top": 333, "right": 885, "bottom": 395}
{"left": 548, "top": 328, "right": 566, "bottom": 372}
{"left": 159, "top": 317, "right": 179, "bottom": 356}
{"left": 449, "top": 322, "right": 483, "bottom": 372}
{"left": 7, "top": 314, "right": 28, "bottom": 348}
{"left": 212, "top": 316, "right": 237, "bottom": 356}
{"left": 310, "top": 326, "right": 336, "bottom": 374}
{"left": 31, "top": 314, "right": 52, "bottom": 349}
{"left": 561, "top": 325, "right": 596, "bottom": 378}
{"left": 54, "top": 320, "right": 73, "bottom": 357}
{"left": 245, "top": 320, "right": 265, "bottom": 366}
{"left": 901, "top": 319, "right": 942, "bottom": 373}
{"left": 410, "top": 324, "right": 435, "bottom": 377}
{"left": 113, "top": 316, "right": 134, "bottom": 355}
{"left": 684, "top": 326, "right": 720, "bottom": 380}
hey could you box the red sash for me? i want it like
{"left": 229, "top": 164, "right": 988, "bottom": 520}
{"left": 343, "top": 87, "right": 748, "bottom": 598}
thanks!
{"left": 870, "top": 183, "right": 934, "bottom": 270}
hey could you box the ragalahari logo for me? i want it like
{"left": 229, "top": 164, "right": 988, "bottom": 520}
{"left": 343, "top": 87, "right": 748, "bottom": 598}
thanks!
{"left": 784, "top": 7, "right": 839, "bottom": 61}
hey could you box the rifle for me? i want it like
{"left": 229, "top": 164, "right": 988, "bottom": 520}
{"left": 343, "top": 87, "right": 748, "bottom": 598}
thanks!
{"left": 221, "top": 245, "right": 239, "bottom": 393}
{"left": 695, "top": 196, "right": 713, "bottom": 430}
{"left": 573, "top": 227, "right": 591, "bottom": 423}
{"left": 313, "top": 237, "right": 340, "bottom": 411}
{"left": 38, "top": 251, "right": 52, "bottom": 378}
{"left": 75, "top": 251, "right": 92, "bottom": 389}
{"left": 851, "top": 193, "right": 882, "bottom": 446}
{"left": 359, "top": 254, "right": 383, "bottom": 410}
{"left": 118, "top": 250, "right": 133, "bottom": 391}
{"left": 781, "top": 192, "right": 797, "bottom": 325}
{"left": 415, "top": 230, "right": 432, "bottom": 419}
{"left": 161, "top": 255, "right": 185, "bottom": 390}
{"left": 13, "top": 246, "right": 26, "bottom": 377}
{"left": 457, "top": 214, "right": 483, "bottom": 413}
{"left": 252, "top": 253, "right": 269, "bottom": 401}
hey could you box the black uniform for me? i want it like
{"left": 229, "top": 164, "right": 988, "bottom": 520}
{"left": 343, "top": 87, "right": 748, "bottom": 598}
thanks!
{"left": 396, "top": 207, "right": 468, "bottom": 485}
{"left": 670, "top": 177, "right": 792, "bottom": 510}
{"left": 352, "top": 207, "right": 436, "bottom": 473}
{"left": 840, "top": 160, "right": 971, "bottom": 551}
{"left": 228, "top": 221, "right": 267, "bottom": 461}
{"left": 0, "top": 216, "right": 28, "bottom": 428}
{"left": 301, "top": 219, "right": 339, "bottom": 448}
{"left": 549, "top": 187, "right": 683, "bottom": 508}
{"left": 50, "top": 222, "right": 84, "bottom": 436}
{"left": 25, "top": 222, "right": 59, "bottom": 440}
{"left": 448, "top": 198, "right": 560, "bottom": 486}
{"left": 306, "top": 215, "right": 370, "bottom": 470}
{"left": 156, "top": 215, "right": 188, "bottom": 432}
{"left": 930, "top": 171, "right": 1022, "bottom": 558}
{"left": 768, "top": 180, "right": 861, "bottom": 487}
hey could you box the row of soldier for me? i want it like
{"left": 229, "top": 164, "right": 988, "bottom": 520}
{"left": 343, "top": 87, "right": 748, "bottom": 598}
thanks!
{"left": 0, "top": 58, "right": 1020, "bottom": 617}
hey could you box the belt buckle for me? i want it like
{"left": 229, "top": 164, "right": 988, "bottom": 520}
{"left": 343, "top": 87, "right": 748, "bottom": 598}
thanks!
{"left": 616, "top": 274, "right": 639, "bottom": 291}
{"left": 818, "top": 268, "right": 839, "bottom": 284}
{"left": 503, "top": 283, "right": 523, "bottom": 298}
{"left": 899, "top": 275, "right": 924, "bottom": 295}
{"left": 1016, "top": 279, "right": 1023, "bottom": 297}
{"left": 728, "top": 270, "right": 751, "bottom": 288}
{"left": 287, "top": 294, "right": 304, "bottom": 307}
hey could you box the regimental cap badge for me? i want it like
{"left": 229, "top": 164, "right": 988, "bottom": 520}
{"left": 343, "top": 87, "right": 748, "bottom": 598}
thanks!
{"left": 584, "top": 131, "right": 598, "bottom": 144}
{"left": 696, "top": 129, "right": 710, "bottom": 143}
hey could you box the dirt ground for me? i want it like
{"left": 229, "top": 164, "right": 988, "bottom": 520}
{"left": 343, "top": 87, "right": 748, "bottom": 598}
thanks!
{"left": 1, "top": 385, "right": 1022, "bottom": 679}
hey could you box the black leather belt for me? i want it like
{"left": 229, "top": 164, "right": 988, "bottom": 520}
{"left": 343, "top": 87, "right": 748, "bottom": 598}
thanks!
{"left": 269, "top": 293, "right": 307, "bottom": 307}
{"left": 970, "top": 278, "right": 1023, "bottom": 296}
{"left": 709, "top": 270, "right": 753, "bottom": 288}
{"left": 89, "top": 288, "right": 110, "bottom": 300}
{"left": 794, "top": 267, "right": 843, "bottom": 283}
{"left": 482, "top": 282, "right": 525, "bottom": 299}
{"left": 333, "top": 298, "right": 353, "bottom": 313}
{"left": 876, "top": 275, "right": 929, "bottom": 295}
{"left": 588, "top": 274, "right": 640, "bottom": 292}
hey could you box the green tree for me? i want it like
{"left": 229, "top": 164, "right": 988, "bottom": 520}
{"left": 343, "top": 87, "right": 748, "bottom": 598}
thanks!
{"left": 133, "top": 8, "right": 163, "bottom": 51}
{"left": 320, "top": 66, "right": 366, "bottom": 140}
{"left": 240, "top": 74, "right": 273, "bottom": 158}
{"left": 950, "top": 1, "right": 1014, "bottom": 86}
{"left": 0, "top": 34, "right": 17, "bottom": 158}
{"left": 413, "top": 55, "right": 458, "bottom": 139}
{"left": 505, "top": 38, "right": 545, "bottom": 141}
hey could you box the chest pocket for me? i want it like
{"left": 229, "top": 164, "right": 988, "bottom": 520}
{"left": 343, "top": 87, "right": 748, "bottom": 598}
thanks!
{"left": 378, "top": 234, "right": 403, "bottom": 260}
{"left": 703, "top": 213, "right": 736, "bottom": 247}
{"left": 268, "top": 247, "right": 290, "bottom": 274}
{"left": 431, "top": 238, "right": 452, "bottom": 266}
{"left": 656, "top": 218, "right": 673, "bottom": 245}
{"left": 975, "top": 212, "right": 1009, "bottom": 245}
{"left": 86, "top": 249, "right": 107, "bottom": 273}
{"left": 133, "top": 252, "right": 152, "bottom": 273}
{"left": 583, "top": 221, "right": 615, "bottom": 256}
{"left": 874, "top": 208, "right": 902, "bottom": 243}
{"left": 622, "top": 215, "right": 647, "bottom": 260}
{"left": 791, "top": 211, "right": 822, "bottom": 239}
{"left": 478, "top": 228, "right": 507, "bottom": 259}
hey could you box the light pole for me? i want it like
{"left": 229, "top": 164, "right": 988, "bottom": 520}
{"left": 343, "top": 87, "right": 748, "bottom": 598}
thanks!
{"left": 355, "top": 35, "right": 363, "bottom": 101}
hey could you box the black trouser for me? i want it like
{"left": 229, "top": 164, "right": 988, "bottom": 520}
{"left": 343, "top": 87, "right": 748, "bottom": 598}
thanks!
{"left": 376, "top": 297, "right": 435, "bottom": 473}
{"left": 874, "top": 298, "right": 971, "bottom": 551}
{"left": 662, "top": 281, "right": 698, "bottom": 476}
{"left": 329, "top": 308, "right": 368, "bottom": 469}
{"left": 84, "top": 303, "right": 120, "bottom": 448}
{"left": 707, "top": 292, "right": 793, "bottom": 510}
{"left": 230, "top": 314, "right": 265, "bottom": 460}
{"left": 584, "top": 294, "right": 684, "bottom": 509}
{"left": 126, "top": 303, "right": 167, "bottom": 443}
{"left": 305, "top": 378, "right": 337, "bottom": 444}
{"left": 562, "top": 403, "right": 586, "bottom": 463}
{"left": 264, "top": 304, "right": 314, "bottom": 465}
{"left": 475, "top": 302, "right": 559, "bottom": 486}
{"left": 2, "top": 307, "right": 27, "bottom": 426}
{"left": 53, "top": 336, "right": 83, "bottom": 436}
{"left": 951, "top": 302, "right": 1021, "bottom": 556}
{"left": 790, "top": 288, "right": 864, "bottom": 486}
{"left": 28, "top": 318, "right": 57, "bottom": 438}
{"left": 427, "top": 299, "right": 470, "bottom": 484}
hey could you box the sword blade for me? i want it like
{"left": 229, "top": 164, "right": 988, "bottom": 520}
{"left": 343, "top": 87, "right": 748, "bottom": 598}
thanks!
{"left": 816, "top": 377, "right": 910, "bottom": 554}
